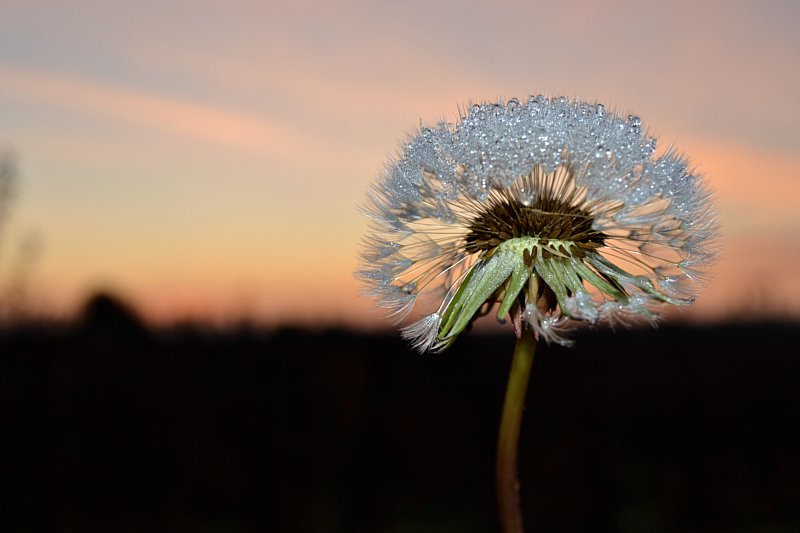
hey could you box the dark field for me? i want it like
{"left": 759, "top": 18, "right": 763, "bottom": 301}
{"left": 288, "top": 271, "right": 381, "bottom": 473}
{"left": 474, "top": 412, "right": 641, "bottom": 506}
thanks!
{"left": 2, "top": 303, "right": 799, "bottom": 532}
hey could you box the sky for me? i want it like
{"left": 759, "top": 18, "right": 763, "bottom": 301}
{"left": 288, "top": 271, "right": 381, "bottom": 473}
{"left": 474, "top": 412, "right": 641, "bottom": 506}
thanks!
{"left": 1, "top": 0, "right": 799, "bottom": 327}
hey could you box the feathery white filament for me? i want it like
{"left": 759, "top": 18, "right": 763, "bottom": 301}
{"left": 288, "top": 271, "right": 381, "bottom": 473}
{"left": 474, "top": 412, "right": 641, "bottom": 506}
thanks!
{"left": 358, "top": 95, "right": 718, "bottom": 352}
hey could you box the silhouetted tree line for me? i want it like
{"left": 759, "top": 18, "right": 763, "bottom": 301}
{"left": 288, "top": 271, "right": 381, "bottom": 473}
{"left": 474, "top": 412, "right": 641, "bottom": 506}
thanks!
{"left": 1, "top": 290, "right": 799, "bottom": 531}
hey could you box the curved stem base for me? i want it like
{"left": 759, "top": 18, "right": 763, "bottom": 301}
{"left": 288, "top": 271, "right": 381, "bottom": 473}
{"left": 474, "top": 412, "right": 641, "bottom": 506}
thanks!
{"left": 497, "top": 328, "right": 538, "bottom": 533}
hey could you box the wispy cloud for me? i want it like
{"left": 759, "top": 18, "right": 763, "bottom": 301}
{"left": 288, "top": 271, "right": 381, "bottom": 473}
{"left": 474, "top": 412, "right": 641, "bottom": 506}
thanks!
{"left": 0, "top": 65, "right": 364, "bottom": 166}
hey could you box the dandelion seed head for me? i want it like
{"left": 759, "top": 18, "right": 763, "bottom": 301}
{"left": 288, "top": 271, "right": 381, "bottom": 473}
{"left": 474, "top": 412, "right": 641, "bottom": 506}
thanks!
{"left": 358, "top": 96, "right": 718, "bottom": 352}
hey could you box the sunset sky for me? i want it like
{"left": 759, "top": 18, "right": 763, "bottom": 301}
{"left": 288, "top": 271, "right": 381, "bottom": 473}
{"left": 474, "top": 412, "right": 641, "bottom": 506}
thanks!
{"left": 1, "top": 0, "right": 798, "bottom": 327}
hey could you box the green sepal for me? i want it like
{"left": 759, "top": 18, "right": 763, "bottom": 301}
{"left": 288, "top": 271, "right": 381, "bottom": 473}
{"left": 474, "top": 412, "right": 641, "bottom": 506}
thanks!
{"left": 438, "top": 263, "right": 479, "bottom": 333}
{"left": 496, "top": 261, "right": 531, "bottom": 321}
{"left": 569, "top": 256, "right": 628, "bottom": 302}
{"left": 438, "top": 249, "right": 516, "bottom": 341}
{"left": 585, "top": 253, "right": 689, "bottom": 305}
{"left": 533, "top": 259, "right": 569, "bottom": 310}
{"left": 433, "top": 236, "right": 689, "bottom": 350}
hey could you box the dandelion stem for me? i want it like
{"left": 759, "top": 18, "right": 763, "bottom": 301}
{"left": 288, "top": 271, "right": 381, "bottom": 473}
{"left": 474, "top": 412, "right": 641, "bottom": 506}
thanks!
{"left": 497, "top": 326, "right": 537, "bottom": 533}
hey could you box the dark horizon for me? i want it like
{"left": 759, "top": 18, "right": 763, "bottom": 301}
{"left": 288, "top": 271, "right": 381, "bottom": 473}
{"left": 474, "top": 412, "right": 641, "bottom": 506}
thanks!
{"left": 4, "top": 288, "right": 795, "bottom": 338}
{"left": 2, "top": 298, "right": 799, "bottom": 531}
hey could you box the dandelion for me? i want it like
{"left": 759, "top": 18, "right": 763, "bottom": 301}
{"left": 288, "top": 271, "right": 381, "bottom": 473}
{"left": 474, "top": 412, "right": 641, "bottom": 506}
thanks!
{"left": 357, "top": 95, "right": 717, "bottom": 532}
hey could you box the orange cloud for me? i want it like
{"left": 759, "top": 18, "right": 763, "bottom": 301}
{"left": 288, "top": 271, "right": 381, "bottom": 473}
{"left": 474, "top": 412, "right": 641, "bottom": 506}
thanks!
{"left": 0, "top": 65, "right": 367, "bottom": 168}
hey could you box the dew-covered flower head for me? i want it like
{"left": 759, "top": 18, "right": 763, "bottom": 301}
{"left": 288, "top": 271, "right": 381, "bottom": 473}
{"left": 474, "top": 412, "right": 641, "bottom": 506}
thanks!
{"left": 358, "top": 96, "right": 718, "bottom": 352}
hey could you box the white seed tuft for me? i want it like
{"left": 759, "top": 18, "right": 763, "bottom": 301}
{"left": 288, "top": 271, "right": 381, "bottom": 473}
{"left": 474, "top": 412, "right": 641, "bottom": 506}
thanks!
{"left": 358, "top": 96, "right": 718, "bottom": 351}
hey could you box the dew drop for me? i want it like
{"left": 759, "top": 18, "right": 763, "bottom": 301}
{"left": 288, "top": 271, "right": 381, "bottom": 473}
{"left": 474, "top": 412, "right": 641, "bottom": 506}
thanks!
{"left": 507, "top": 97, "right": 519, "bottom": 110}
{"left": 594, "top": 146, "right": 606, "bottom": 159}
{"left": 400, "top": 281, "right": 417, "bottom": 294}
{"left": 595, "top": 103, "right": 605, "bottom": 118}
{"left": 627, "top": 115, "right": 642, "bottom": 134}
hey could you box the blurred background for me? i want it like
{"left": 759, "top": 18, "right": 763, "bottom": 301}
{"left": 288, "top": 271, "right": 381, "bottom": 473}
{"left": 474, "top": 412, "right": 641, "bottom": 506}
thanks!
{"left": 1, "top": 0, "right": 799, "bottom": 531}
{"left": 1, "top": 0, "right": 799, "bottom": 326}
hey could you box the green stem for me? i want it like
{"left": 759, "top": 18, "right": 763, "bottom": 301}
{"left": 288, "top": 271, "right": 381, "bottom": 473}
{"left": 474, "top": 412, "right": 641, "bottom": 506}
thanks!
{"left": 497, "top": 327, "right": 538, "bottom": 533}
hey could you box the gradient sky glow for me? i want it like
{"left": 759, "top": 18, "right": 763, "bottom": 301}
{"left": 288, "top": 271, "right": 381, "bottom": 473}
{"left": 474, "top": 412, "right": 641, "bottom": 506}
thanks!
{"left": 1, "top": 0, "right": 799, "bottom": 326}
